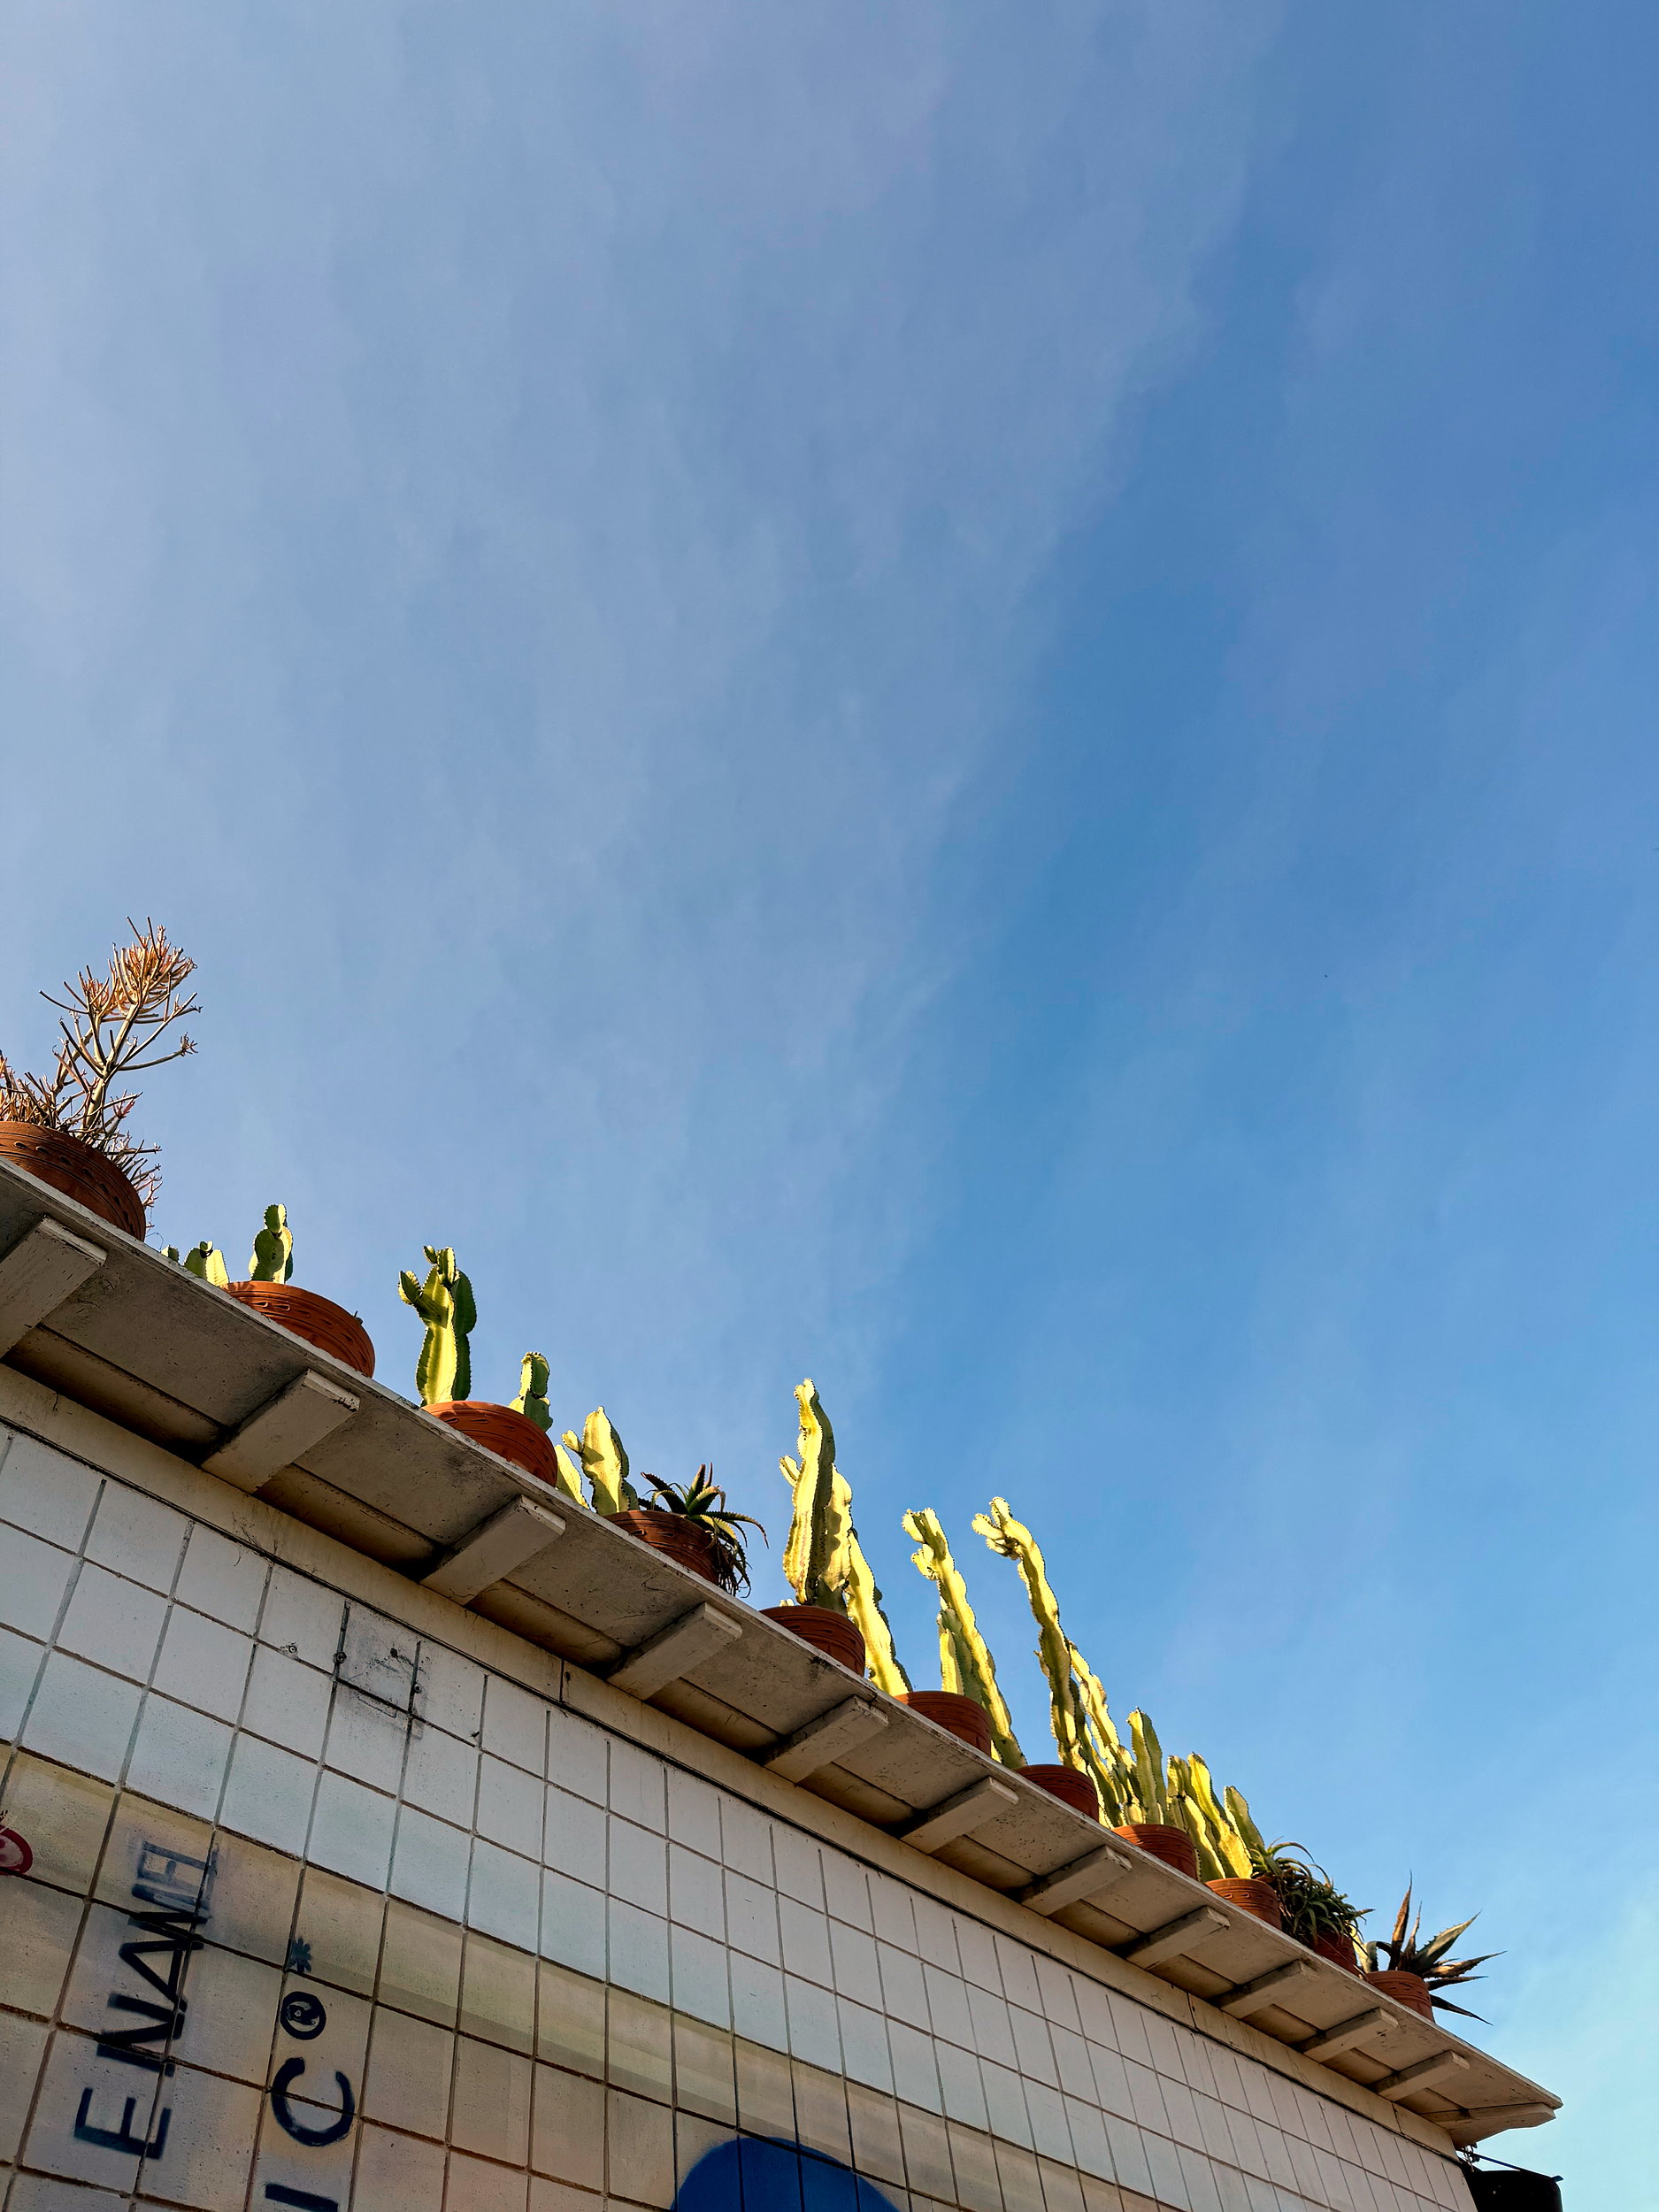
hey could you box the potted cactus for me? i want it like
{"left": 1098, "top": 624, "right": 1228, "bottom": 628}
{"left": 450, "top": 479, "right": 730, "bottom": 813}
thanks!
{"left": 764, "top": 1381, "right": 871, "bottom": 1672}
{"left": 1167, "top": 1755, "right": 1282, "bottom": 1926}
{"left": 555, "top": 1408, "right": 764, "bottom": 1591}
{"left": 900, "top": 1508, "right": 1023, "bottom": 1759}
{"left": 0, "top": 920, "right": 197, "bottom": 1237}
{"left": 398, "top": 1247, "right": 558, "bottom": 1485}
{"left": 1363, "top": 1888, "right": 1494, "bottom": 2021}
{"left": 214, "top": 1205, "right": 376, "bottom": 1375}
{"left": 972, "top": 1497, "right": 1108, "bottom": 1817}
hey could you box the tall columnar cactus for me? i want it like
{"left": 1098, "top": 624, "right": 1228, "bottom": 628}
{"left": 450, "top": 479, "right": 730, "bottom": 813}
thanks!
{"left": 397, "top": 1246, "right": 476, "bottom": 1405}
{"left": 512, "top": 1353, "right": 553, "bottom": 1431}
{"left": 181, "top": 1240, "right": 228, "bottom": 1287}
{"left": 904, "top": 1509, "right": 1024, "bottom": 1766}
{"left": 561, "top": 1408, "right": 638, "bottom": 1517}
{"left": 249, "top": 1203, "right": 294, "bottom": 1283}
{"left": 780, "top": 1380, "right": 855, "bottom": 1614}
{"left": 1168, "top": 1754, "right": 1263, "bottom": 1881}
{"left": 972, "top": 1497, "right": 1094, "bottom": 1778}
{"left": 844, "top": 1526, "right": 911, "bottom": 1696}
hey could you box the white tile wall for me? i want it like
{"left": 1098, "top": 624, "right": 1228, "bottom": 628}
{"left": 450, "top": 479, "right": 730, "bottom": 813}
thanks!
{"left": 0, "top": 1419, "right": 1476, "bottom": 2212}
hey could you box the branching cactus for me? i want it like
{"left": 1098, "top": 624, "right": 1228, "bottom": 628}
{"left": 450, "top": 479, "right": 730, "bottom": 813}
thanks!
{"left": 780, "top": 1380, "right": 855, "bottom": 1613}
{"left": 181, "top": 1240, "right": 228, "bottom": 1287}
{"left": 844, "top": 1526, "right": 911, "bottom": 1696}
{"left": 904, "top": 1508, "right": 1024, "bottom": 1765}
{"left": 1167, "top": 1754, "right": 1263, "bottom": 1881}
{"left": 562, "top": 1408, "right": 638, "bottom": 1516}
{"left": 397, "top": 1246, "right": 476, "bottom": 1405}
{"left": 1066, "top": 1641, "right": 1135, "bottom": 1824}
{"left": 512, "top": 1353, "right": 553, "bottom": 1431}
{"left": 972, "top": 1497, "right": 1094, "bottom": 1775}
{"left": 249, "top": 1203, "right": 294, "bottom": 1283}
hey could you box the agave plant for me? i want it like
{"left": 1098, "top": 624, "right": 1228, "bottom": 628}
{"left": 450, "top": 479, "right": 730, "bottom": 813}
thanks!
{"left": 640, "top": 1464, "right": 766, "bottom": 1595}
{"left": 1363, "top": 1887, "right": 1497, "bottom": 2019}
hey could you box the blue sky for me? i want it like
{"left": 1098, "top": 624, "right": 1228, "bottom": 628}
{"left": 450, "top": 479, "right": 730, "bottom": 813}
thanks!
{"left": 4, "top": 3, "right": 1654, "bottom": 2196}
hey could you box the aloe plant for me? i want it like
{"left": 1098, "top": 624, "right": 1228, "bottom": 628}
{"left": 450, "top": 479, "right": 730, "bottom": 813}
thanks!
{"left": 1252, "top": 1845, "right": 1367, "bottom": 1950}
{"left": 249, "top": 1203, "right": 294, "bottom": 1283}
{"left": 904, "top": 1509, "right": 1024, "bottom": 1764}
{"left": 562, "top": 1408, "right": 638, "bottom": 1516}
{"left": 639, "top": 1464, "right": 766, "bottom": 1594}
{"left": 1363, "top": 1889, "right": 1496, "bottom": 2018}
{"left": 397, "top": 1246, "right": 475, "bottom": 1405}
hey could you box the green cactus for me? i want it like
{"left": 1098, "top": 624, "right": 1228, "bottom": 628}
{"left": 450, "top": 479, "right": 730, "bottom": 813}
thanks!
{"left": 512, "top": 1353, "right": 553, "bottom": 1431}
{"left": 972, "top": 1497, "right": 1094, "bottom": 1772}
{"left": 844, "top": 1526, "right": 911, "bottom": 1696}
{"left": 780, "top": 1380, "right": 855, "bottom": 1614}
{"left": 561, "top": 1408, "right": 638, "bottom": 1516}
{"left": 181, "top": 1240, "right": 228, "bottom": 1287}
{"left": 904, "top": 1508, "right": 1024, "bottom": 1765}
{"left": 397, "top": 1246, "right": 475, "bottom": 1405}
{"left": 249, "top": 1203, "right": 294, "bottom": 1283}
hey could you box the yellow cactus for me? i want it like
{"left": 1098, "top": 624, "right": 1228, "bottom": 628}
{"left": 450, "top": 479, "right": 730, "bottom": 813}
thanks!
{"left": 561, "top": 1408, "right": 637, "bottom": 1517}
{"left": 844, "top": 1527, "right": 911, "bottom": 1696}
{"left": 780, "top": 1381, "right": 855, "bottom": 1612}
{"left": 903, "top": 1509, "right": 1024, "bottom": 1765}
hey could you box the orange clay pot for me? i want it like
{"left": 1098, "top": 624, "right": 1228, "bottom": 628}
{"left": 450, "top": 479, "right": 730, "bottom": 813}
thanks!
{"left": 1207, "top": 1878, "right": 1283, "bottom": 1929}
{"left": 1112, "top": 1823, "right": 1200, "bottom": 1881}
{"left": 1366, "top": 1969, "right": 1434, "bottom": 2018}
{"left": 426, "top": 1400, "right": 560, "bottom": 1488}
{"left": 1311, "top": 1930, "right": 1363, "bottom": 1974}
{"left": 1021, "top": 1765, "right": 1102, "bottom": 1819}
{"left": 761, "top": 1605, "right": 866, "bottom": 1673}
{"left": 223, "top": 1281, "right": 375, "bottom": 1377}
{"left": 902, "top": 1691, "right": 995, "bottom": 1755}
{"left": 0, "top": 1123, "right": 147, "bottom": 1239}
{"left": 611, "top": 1508, "right": 720, "bottom": 1585}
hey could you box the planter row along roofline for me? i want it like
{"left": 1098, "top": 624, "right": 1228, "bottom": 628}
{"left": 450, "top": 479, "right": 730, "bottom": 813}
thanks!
{"left": 0, "top": 1153, "right": 1558, "bottom": 2152}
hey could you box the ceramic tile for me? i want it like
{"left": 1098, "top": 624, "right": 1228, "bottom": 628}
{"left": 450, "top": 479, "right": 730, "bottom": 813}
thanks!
{"left": 672, "top": 2109, "right": 733, "bottom": 2188}
{"left": 405, "top": 1720, "right": 481, "bottom": 1829}
{"left": 531, "top": 1862, "right": 600, "bottom": 1978}
{"left": 257, "top": 1564, "right": 343, "bottom": 1671}
{"left": 664, "top": 1768, "right": 721, "bottom": 1859}
{"left": 670, "top": 1922, "right": 731, "bottom": 2028}
{"left": 56, "top": 1565, "right": 166, "bottom": 1685}
{"left": 165, "top": 1939, "right": 280, "bottom": 2084}
{"left": 873, "top": 1940, "right": 929, "bottom": 2034}
{"left": 460, "top": 1931, "right": 537, "bottom": 2053}
{"left": 20, "top": 2032, "right": 157, "bottom": 2191}
{"left": 729, "top": 1951, "right": 787, "bottom": 2050}
{"left": 733, "top": 2039, "right": 796, "bottom": 2139}
{"left": 935, "top": 2040, "right": 988, "bottom": 2134}
{"left": 529, "top": 2180, "right": 605, "bottom": 2212}
{"left": 847, "top": 2080, "right": 908, "bottom": 2187}
{"left": 888, "top": 2021, "right": 942, "bottom": 2115}
{"left": 535, "top": 1960, "right": 605, "bottom": 2078}
{"left": 219, "top": 1731, "right": 316, "bottom": 1858}
{"left": 3, "top": 1878, "right": 83, "bottom": 2016}
{"left": 391, "top": 1804, "right": 472, "bottom": 1921}
{"left": 336, "top": 1603, "right": 419, "bottom": 1715}
{"left": 5, "top": 2172, "right": 131, "bottom": 2212}
{"left": 173, "top": 1525, "right": 267, "bottom": 1633}
{"left": 869, "top": 1875, "right": 918, "bottom": 1955}
{"left": 1, "top": 1620, "right": 46, "bottom": 1738}
{"left": 982, "top": 2061, "right": 1033, "bottom": 2149}
{"left": 308, "top": 1769, "right": 396, "bottom": 1888}
{"left": 23, "top": 1652, "right": 142, "bottom": 1781}
{"left": 478, "top": 1753, "right": 543, "bottom": 1859}
{"left": 785, "top": 1973, "right": 841, "bottom": 2072}
{"left": 1033, "top": 1956, "right": 1082, "bottom": 2036}
{"left": 793, "top": 2057, "right": 853, "bottom": 2164}
{"left": 0, "top": 1525, "right": 78, "bottom": 1641}
{"left": 608, "top": 1899, "right": 670, "bottom": 2003}
{"left": 418, "top": 1641, "right": 488, "bottom": 1751}
{"left": 544, "top": 1706, "right": 606, "bottom": 1803}
{"left": 1196, "top": 2094, "right": 1238, "bottom": 2168}
{"left": 606, "top": 1985, "right": 672, "bottom": 2102}
{"left": 355, "top": 2120, "right": 448, "bottom": 2212}
{"left": 446, "top": 2149, "right": 530, "bottom": 2212}
{"left": 967, "top": 1986, "right": 1018, "bottom": 2071}
{"left": 147, "top": 2060, "right": 266, "bottom": 2208}
{"left": 1106, "top": 1994, "right": 1150, "bottom": 2067}
{"left": 610, "top": 1818, "right": 668, "bottom": 1916}
{"left": 838, "top": 1996, "right": 895, "bottom": 2094}
{"left": 667, "top": 1841, "right": 724, "bottom": 1932}
{"left": 779, "top": 1899, "right": 833, "bottom": 1987}
{"left": 1039, "top": 2153, "right": 1088, "bottom": 2212}
{"left": 606, "top": 2087, "right": 675, "bottom": 2208}
{"left": 1025, "top": 2081, "right": 1073, "bottom": 2166}
{"left": 1063, "top": 2097, "right": 1115, "bottom": 2182}
{"left": 995, "top": 2138, "right": 1046, "bottom": 2212}
{"left": 450, "top": 2033, "right": 534, "bottom": 2164}
{"left": 0, "top": 1753, "right": 113, "bottom": 1894}
{"left": 924, "top": 1966, "right": 971, "bottom": 2048}
{"left": 718, "top": 1794, "right": 772, "bottom": 1883}
{"left": 1141, "top": 2133, "right": 1188, "bottom": 2210}
{"left": 241, "top": 1644, "right": 332, "bottom": 1760}
{"left": 481, "top": 1674, "right": 547, "bottom": 1776}
{"left": 325, "top": 1684, "right": 412, "bottom": 1795}
{"left": 292, "top": 1865, "right": 385, "bottom": 1996}
{"left": 469, "top": 1837, "right": 541, "bottom": 1949}
{"left": 543, "top": 1781, "right": 606, "bottom": 1873}
{"left": 829, "top": 1920, "right": 882, "bottom": 2009}
{"left": 1072, "top": 1980, "right": 1116, "bottom": 2050}
{"left": 1102, "top": 2116, "right": 1153, "bottom": 2200}
{"left": 608, "top": 1739, "right": 665, "bottom": 1832}
{"left": 531, "top": 2066, "right": 605, "bottom": 2188}
{"left": 126, "top": 1693, "right": 233, "bottom": 1819}
{"left": 897, "top": 2101, "right": 956, "bottom": 2200}
{"left": 725, "top": 1870, "right": 780, "bottom": 1964}
{"left": 196, "top": 1828, "right": 301, "bottom": 1968}
{"left": 0, "top": 1432, "right": 102, "bottom": 1550}
{"left": 82, "top": 1484, "right": 186, "bottom": 1595}
{"left": 380, "top": 1897, "right": 464, "bottom": 2026}
{"left": 673, "top": 2015, "right": 736, "bottom": 2126}
{"left": 948, "top": 2119, "right": 1003, "bottom": 2212}
{"left": 1162, "top": 2078, "right": 1203, "bottom": 2152}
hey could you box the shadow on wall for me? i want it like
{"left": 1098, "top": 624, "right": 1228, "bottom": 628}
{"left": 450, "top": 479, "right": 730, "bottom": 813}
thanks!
{"left": 675, "top": 2139, "right": 902, "bottom": 2212}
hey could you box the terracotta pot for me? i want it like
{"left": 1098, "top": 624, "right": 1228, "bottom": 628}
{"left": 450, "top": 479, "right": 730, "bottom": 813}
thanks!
{"left": 426, "top": 1400, "right": 560, "bottom": 1488}
{"left": 901, "top": 1691, "right": 995, "bottom": 1755}
{"left": 1020, "top": 1765, "right": 1101, "bottom": 1820}
{"left": 223, "top": 1281, "right": 375, "bottom": 1377}
{"left": 760, "top": 1605, "right": 866, "bottom": 1673}
{"left": 1112, "top": 1824, "right": 1200, "bottom": 1881}
{"left": 0, "top": 1122, "right": 147, "bottom": 1240}
{"left": 1310, "top": 1929, "right": 1362, "bottom": 1974}
{"left": 1366, "top": 1969, "right": 1434, "bottom": 2019}
{"left": 1207, "top": 1878, "right": 1283, "bottom": 1929}
{"left": 611, "top": 1508, "right": 720, "bottom": 1586}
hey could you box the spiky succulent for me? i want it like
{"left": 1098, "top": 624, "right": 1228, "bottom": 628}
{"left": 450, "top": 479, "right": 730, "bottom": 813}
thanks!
{"left": 1363, "top": 1887, "right": 1497, "bottom": 2019}
{"left": 641, "top": 1464, "right": 766, "bottom": 1594}
{"left": 1249, "top": 1841, "right": 1367, "bottom": 1950}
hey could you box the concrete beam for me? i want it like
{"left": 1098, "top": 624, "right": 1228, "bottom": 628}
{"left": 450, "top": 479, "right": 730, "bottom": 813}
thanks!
{"left": 1300, "top": 2008, "right": 1392, "bottom": 2062}
{"left": 1018, "top": 1843, "right": 1135, "bottom": 1918}
{"left": 1217, "top": 1960, "right": 1317, "bottom": 2018}
{"left": 202, "top": 1370, "right": 360, "bottom": 1493}
{"left": 764, "top": 1696, "right": 889, "bottom": 1784}
{"left": 1120, "top": 1905, "right": 1229, "bottom": 1970}
{"left": 0, "top": 1217, "right": 106, "bottom": 1356}
{"left": 899, "top": 1776, "right": 1018, "bottom": 1855}
{"left": 1375, "top": 2051, "right": 1471, "bottom": 2101}
{"left": 608, "top": 1601, "right": 744, "bottom": 1700}
{"left": 421, "top": 1496, "right": 566, "bottom": 1604}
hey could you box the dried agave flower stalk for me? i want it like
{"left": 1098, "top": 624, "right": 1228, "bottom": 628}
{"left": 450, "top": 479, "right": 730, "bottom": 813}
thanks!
{"left": 0, "top": 919, "right": 198, "bottom": 1207}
